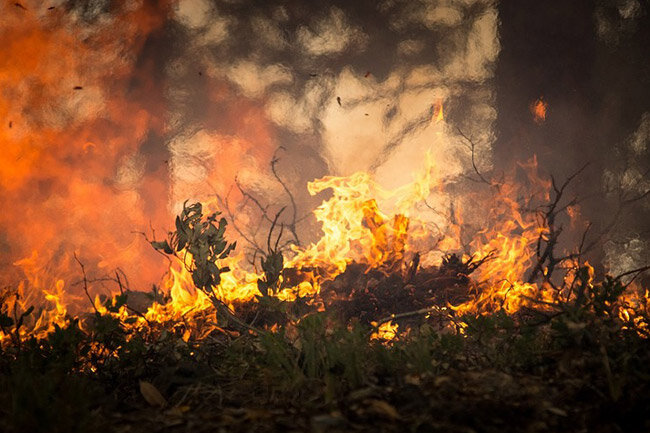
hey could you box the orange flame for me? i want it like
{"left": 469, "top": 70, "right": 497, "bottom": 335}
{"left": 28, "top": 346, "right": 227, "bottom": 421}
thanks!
{"left": 531, "top": 97, "right": 548, "bottom": 123}
{"left": 432, "top": 99, "right": 444, "bottom": 123}
{"left": 0, "top": 5, "right": 646, "bottom": 342}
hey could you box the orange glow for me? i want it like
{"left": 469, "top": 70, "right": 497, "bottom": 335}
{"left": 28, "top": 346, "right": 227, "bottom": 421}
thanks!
{"left": 531, "top": 97, "right": 548, "bottom": 123}
{"left": 4, "top": 137, "right": 649, "bottom": 341}
{"left": 432, "top": 100, "right": 444, "bottom": 123}
{"left": 0, "top": 5, "right": 646, "bottom": 342}
{"left": 0, "top": 2, "right": 174, "bottom": 314}
{"left": 371, "top": 321, "right": 398, "bottom": 341}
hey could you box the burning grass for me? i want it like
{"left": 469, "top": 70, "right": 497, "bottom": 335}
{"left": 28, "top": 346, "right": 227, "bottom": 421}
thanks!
{"left": 1, "top": 160, "right": 649, "bottom": 432}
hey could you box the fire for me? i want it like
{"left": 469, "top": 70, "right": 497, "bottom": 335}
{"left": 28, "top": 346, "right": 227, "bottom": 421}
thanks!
{"left": 287, "top": 151, "right": 440, "bottom": 281}
{"left": 0, "top": 5, "right": 646, "bottom": 341}
{"left": 4, "top": 137, "right": 648, "bottom": 343}
{"left": 432, "top": 99, "right": 444, "bottom": 123}
{"left": 371, "top": 321, "right": 398, "bottom": 341}
{"left": 0, "top": 2, "right": 174, "bottom": 313}
{"left": 531, "top": 96, "right": 548, "bottom": 123}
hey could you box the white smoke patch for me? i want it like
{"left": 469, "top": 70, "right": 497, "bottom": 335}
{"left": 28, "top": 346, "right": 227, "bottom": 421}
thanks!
{"left": 169, "top": 130, "right": 216, "bottom": 186}
{"left": 174, "top": 0, "right": 231, "bottom": 46}
{"left": 319, "top": 67, "right": 394, "bottom": 175}
{"left": 386, "top": 0, "right": 492, "bottom": 31}
{"left": 227, "top": 61, "right": 293, "bottom": 98}
{"left": 320, "top": 4, "right": 498, "bottom": 186}
{"left": 316, "top": 66, "right": 469, "bottom": 189}
{"left": 441, "top": 9, "right": 499, "bottom": 82}
{"left": 297, "top": 7, "right": 368, "bottom": 56}
{"left": 605, "top": 236, "right": 647, "bottom": 279}
{"left": 175, "top": 0, "right": 213, "bottom": 29}
{"left": 266, "top": 78, "right": 332, "bottom": 134}
{"left": 422, "top": 5, "right": 463, "bottom": 27}
{"left": 397, "top": 39, "right": 426, "bottom": 57}
{"left": 115, "top": 153, "right": 146, "bottom": 190}
{"left": 603, "top": 113, "right": 650, "bottom": 198}
{"left": 602, "top": 111, "right": 650, "bottom": 277}
{"left": 618, "top": 0, "right": 641, "bottom": 19}
{"left": 595, "top": 0, "right": 643, "bottom": 45}
{"left": 629, "top": 112, "right": 650, "bottom": 155}
{"left": 200, "top": 17, "right": 231, "bottom": 45}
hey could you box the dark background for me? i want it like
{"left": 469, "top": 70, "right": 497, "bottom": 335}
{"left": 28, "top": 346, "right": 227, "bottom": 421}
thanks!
{"left": 496, "top": 0, "right": 650, "bottom": 271}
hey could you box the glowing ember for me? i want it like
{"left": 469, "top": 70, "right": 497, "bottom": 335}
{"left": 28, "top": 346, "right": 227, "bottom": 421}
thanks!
{"left": 371, "top": 320, "right": 398, "bottom": 341}
{"left": 531, "top": 96, "right": 548, "bottom": 123}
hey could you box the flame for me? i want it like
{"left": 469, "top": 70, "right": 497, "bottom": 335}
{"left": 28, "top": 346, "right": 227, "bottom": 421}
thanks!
{"left": 531, "top": 97, "right": 548, "bottom": 123}
{"left": 0, "top": 5, "right": 646, "bottom": 342}
{"left": 6, "top": 136, "right": 649, "bottom": 342}
{"left": 618, "top": 284, "right": 649, "bottom": 335}
{"left": 0, "top": 2, "right": 175, "bottom": 313}
{"left": 287, "top": 152, "right": 440, "bottom": 280}
{"left": 371, "top": 321, "right": 398, "bottom": 341}
{"left": 432, "top": 99, "right": 444, "bottom": 123}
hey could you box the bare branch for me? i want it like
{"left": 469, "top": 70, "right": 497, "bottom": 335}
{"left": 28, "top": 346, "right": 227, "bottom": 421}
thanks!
{"left": 455, "top": 126, "right": 494, "bottom": 187}
{"left": 271, "top": 147, "right": 301, "bottom": 246}
{"left": 73, "top": 253, "right": 99, "bottom": 314}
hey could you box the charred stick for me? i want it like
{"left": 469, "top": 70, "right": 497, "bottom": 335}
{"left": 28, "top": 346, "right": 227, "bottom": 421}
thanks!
{"left": 267, "top": 207, "right": 286, "bottom": 254}
{"left": 218, "top": 190, "right": 265, "bottom": 256}
{"left": 271, "top": 147, "right": 301, "bottom": 246}
{"left": 527, "top": 165, "right": 588, "bottom": 284}
{"left": 114, "top": 271, "right": 151, "bottom": 325}
{"left": 235, "top": 179, "right": 274, "bottom": 224}
{"left": 368, "top": 305, "right": 450, "bottom": 338}
{"left": 207, "top": 287, "right": 263, "bottom": 335}
{"left": 614, "top": 265, "right": 650, "bottom": 287}
{"left": 456, "top": 126, "right": 494, "bottom": 187}
{"left": 74, "top": 252, "right": 99, "bottom": 314}
{"left": 404, "top": 252, "right": 420, "bottom": 284}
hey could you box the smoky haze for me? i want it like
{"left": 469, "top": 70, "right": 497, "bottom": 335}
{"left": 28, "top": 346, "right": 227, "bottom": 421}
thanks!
{"left": 496, "top": 0, "right": 650, "bottom": 277}
{"left": 0, "top": 0, "right": 647, "bottom": 300}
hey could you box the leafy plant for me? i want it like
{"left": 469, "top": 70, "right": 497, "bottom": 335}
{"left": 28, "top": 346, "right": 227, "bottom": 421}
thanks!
{"left": 152, "top": 201, "right": 236, "bottom": 292}
{"left": 256, "top": 208, "right": 286, "bottom": 298}
{"left": 0, "top": 289, "right": 34, "bottom": 350}
{"left": 149, "top": 202, "right": 263, "bottom": 332}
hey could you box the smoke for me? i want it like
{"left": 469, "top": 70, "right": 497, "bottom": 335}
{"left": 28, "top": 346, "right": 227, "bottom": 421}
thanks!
{"left": 167, "top": 0, "right": 500, "bottom": 226}
{"left": 0, "top": 0, "right": 502, "bottom": 300}
{"left": 0, "top": 1, "right": 172, "bottom": 294}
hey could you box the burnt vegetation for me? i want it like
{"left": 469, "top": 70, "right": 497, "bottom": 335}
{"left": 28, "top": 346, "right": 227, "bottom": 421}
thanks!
{"left": 1, "top": 174, "right": 649, "bottom": 433}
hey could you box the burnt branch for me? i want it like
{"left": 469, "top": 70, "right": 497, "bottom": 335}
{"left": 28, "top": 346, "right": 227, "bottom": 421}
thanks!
{"left": 114, "top": 271, "right": 151, "bottom": 325}
{"left": 368, "top": 305, "right": 452, "bottom": 338}
{"left": 526, "top": 164, "right": 590, "bottom": 285}
{"left": 217, "top": 186, "right": 265, "bottom": 259}
{"left": 455, "top": 126, "right": 495, "bottom": 187}
{"left": 74, "top": 253, "right": 99, "bottom": 314}
{"left": 208, "top": 147, "right": 312, "bottom": 269}
{"left": 614, "top": 265, "right": 650, "bottom": 288}
{"left": 271, "top": 146, "right": 302, "bottom": 246}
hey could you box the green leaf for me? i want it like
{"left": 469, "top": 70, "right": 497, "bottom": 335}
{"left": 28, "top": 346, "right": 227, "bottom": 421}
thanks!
{"left": 151, "top": 240, "right": 173, "bottom": 255}
{"left": 218, "top": 242, "right": 236, "bottom": 259}
{"left": 216, "top": 218, "right": 227, "bottom": 238}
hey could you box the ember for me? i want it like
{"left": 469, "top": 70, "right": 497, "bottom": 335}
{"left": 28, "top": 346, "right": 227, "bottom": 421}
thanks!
{"left": 531, "top": 96, "right": 548, "bottom": 123}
